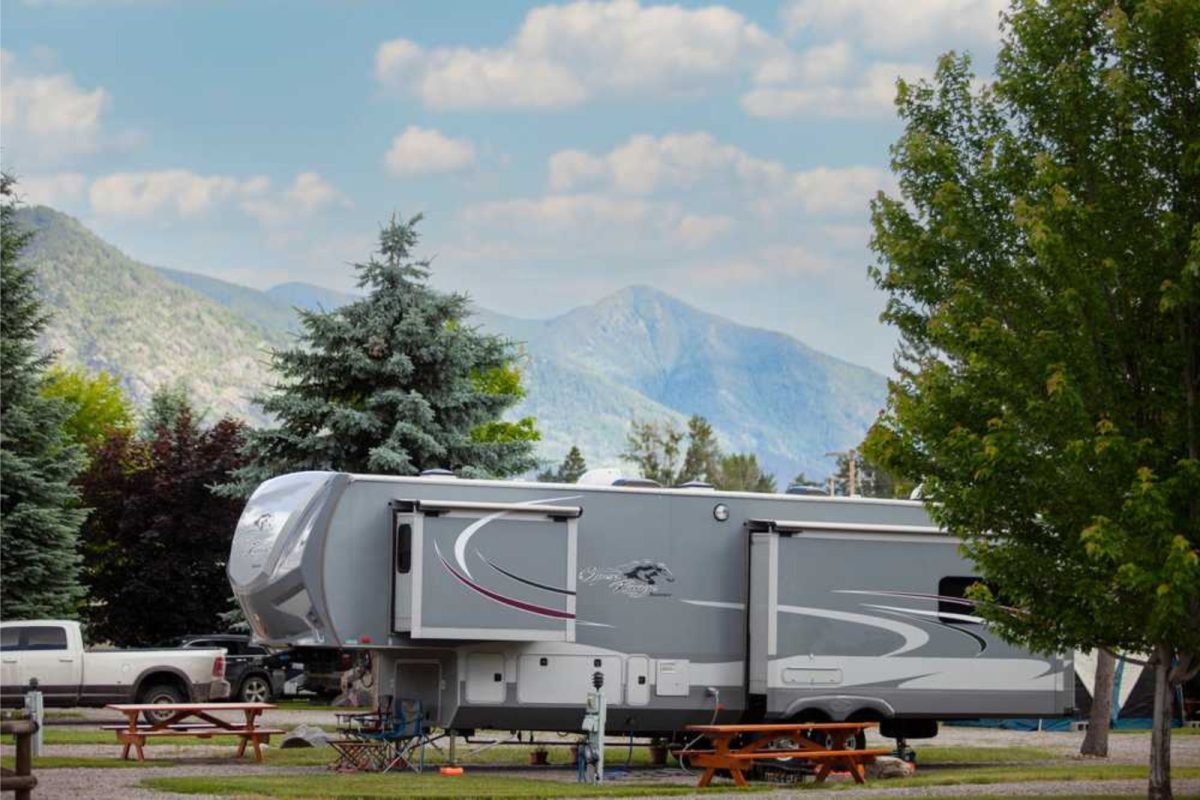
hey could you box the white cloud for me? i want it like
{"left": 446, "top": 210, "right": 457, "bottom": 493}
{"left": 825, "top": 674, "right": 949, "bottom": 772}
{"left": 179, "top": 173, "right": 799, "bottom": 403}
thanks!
{"left": 545, "top": 132, "right": 890, "bottom": 215}
{"left": 462, "top": 193, "right": 661, "bottom": 232}
{"left": 90, "top": 170, "right": 255, "bottom": 218}
{"left": 742, "top": 61, "right": 930, "bottom": 119}
{"left": 384, "top": 127, "right": 476, "bottom": 176}
{"left": 673, "top": 214, "right": 734, "bottom": 248}
{"left": 89, "top": 169, "right": 349, "bottom": 226}
{"left": 375, "top": 0, "right": 775, "bottom": 110}
{"left": 781, "top": 0, "right": 1006, "bottom": 54}
{"left": 17, "top": 172, "right": 87, "bottom": 207}
{"left": 0, "top": 49, "right": 111, "bottom": 164}
{"left": 691, "top": 244, "right": 834, "bottom": 285}
{"left": 241, "top": 172, "right": 350, "bottom": 226}
{"left": 549, "top": 132, "right": 784, "bottom": 195}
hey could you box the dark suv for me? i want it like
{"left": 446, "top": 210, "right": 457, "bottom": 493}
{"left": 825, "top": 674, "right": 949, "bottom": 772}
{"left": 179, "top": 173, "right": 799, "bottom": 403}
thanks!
{"left": 179, "top": 634, "right": 284, "bottom": 704}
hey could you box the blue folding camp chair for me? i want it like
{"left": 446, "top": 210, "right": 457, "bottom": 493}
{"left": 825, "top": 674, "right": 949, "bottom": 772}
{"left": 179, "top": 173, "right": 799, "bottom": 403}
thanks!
{"left": 358, "top": 697, "right": 428, "bottom": 773}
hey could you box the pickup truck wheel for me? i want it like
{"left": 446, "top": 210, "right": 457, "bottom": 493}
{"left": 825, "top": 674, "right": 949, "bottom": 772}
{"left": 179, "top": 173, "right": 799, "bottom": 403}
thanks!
{"left": 140, "top": 684, "right": 184, "bottom": 723}
{"left": 239, "top": 675, "right": 272, "bottom": 704}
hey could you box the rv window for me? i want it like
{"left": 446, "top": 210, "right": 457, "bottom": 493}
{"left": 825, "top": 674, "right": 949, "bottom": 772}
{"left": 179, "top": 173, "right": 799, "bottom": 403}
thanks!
{"left": 396, "top": 523, "right": 412, "bottom": 574}
{"left": 938, "top": 576, "right": 983, "bottom": 624}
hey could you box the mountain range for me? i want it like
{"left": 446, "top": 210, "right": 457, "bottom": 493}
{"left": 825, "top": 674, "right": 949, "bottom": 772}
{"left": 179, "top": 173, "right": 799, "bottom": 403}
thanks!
{"left": 16, "top": 206, "right": 887, "bottom": 480}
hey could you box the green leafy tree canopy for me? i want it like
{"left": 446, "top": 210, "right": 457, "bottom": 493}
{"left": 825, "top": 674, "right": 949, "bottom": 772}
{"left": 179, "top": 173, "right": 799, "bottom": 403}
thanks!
{"left": 80, "top": 393, "right": 247, "bottom": 646}
{"left": 865, "top": 2, "right": 1198, "bottom": 796}
{"left": 42, "top": 366, "right": 133, "bottom": 450}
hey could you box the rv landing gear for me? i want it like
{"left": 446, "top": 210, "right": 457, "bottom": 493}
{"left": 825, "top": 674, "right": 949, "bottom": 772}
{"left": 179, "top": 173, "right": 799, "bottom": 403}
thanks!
{"left": 892, "top": 738, "right": 917, "bottom": 764}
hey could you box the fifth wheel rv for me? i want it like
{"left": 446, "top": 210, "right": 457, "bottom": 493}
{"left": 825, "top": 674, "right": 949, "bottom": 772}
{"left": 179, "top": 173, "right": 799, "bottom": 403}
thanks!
{"left": 228, "top": 470, "right": 1072, "bottom": 743}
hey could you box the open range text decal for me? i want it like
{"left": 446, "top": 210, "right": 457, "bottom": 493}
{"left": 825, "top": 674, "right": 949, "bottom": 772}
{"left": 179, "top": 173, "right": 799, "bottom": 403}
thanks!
{"left": 579, "top": 560, "right": 674, "bottom": 598}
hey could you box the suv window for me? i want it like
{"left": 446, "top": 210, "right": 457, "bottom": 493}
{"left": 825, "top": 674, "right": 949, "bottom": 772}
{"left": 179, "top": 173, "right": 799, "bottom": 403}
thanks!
{"left": 0, "top": 628, "right": 19, "bottom": 650}
{"left": 24, "top": 626, "right": 68, "bottom": 651}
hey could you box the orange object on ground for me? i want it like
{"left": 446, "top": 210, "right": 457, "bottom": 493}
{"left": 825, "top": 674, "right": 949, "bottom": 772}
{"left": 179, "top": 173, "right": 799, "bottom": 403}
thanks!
{"left": 439, "top": 766, "right": 464, "bottom": 775}
{"left": 676, "top": 721, "right": 887, "bottom": 788}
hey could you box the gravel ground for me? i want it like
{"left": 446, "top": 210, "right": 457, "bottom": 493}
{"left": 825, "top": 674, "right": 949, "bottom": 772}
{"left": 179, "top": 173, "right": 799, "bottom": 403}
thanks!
{"left": 11, "top": 710, "right": 1200, "bottom": 799}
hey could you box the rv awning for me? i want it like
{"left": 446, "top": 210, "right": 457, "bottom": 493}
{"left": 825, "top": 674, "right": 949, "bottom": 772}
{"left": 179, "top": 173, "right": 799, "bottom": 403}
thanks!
{"left": 747, "top": 518, "right": 942, "bottom": 536}
{"left": 397, "top": 499, "right": 583, "bottom": 520}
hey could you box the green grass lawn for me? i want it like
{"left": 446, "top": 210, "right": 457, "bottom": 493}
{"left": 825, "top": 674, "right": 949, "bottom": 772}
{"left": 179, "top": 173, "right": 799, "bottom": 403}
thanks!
{"left": 274, "top": 699, "right": 372, "bottom": 713}
{"left": 143, "top": 773, "right": 754, "bottom": 798}
{"left": 142, "top": 764, "right": 1200, "bottom": 798}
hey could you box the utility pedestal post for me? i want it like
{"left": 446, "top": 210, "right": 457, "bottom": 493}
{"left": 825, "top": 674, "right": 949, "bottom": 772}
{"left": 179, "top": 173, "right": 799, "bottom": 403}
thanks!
{"left": 579, "top": 671, "right": 606, "bottom": 783}
{"left": 23, "top": 679, "right": 43, "bottom": 757}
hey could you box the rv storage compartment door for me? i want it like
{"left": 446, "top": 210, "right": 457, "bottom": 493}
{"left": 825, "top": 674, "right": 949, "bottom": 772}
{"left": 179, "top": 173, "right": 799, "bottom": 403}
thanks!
{"left": 393, "top": 499, "right": 582, "bottom": 642}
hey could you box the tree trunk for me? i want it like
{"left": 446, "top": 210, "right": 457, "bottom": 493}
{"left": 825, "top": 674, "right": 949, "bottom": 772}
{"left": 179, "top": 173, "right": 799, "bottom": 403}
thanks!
{"left": 1081, "top": 649, "right": 1115, "bottom": 757}
{"left": 1148, "top": 644, "right": 1173, "bottom": 800}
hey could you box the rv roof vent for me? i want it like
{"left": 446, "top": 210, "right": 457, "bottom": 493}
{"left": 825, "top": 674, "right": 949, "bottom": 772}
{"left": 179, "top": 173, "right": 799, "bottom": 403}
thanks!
{"left": 577, "top": 467, "right": 624, "bottom": 486}
{"left": 676, "top": 480, "right": 715, "bottom": 490}
{"left": 612, "top": 477, "right": 661, "bottom": 488}
{"left": 785, "top": 483, "right": 827, "bottom": 496}
{"left": 420, "top": 468, "right": 456, "bottom": 478}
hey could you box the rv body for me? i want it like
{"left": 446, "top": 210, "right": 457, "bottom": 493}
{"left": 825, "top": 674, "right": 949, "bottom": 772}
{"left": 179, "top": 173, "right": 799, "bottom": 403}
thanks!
{"left": 228, "top": 471, "right": 1072, "bottom": 737}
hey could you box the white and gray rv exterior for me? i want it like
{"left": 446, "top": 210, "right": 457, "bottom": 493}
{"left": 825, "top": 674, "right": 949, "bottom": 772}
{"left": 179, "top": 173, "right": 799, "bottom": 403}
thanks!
{"left": 228, "top": 471, "right": 1072, "bottom": 740}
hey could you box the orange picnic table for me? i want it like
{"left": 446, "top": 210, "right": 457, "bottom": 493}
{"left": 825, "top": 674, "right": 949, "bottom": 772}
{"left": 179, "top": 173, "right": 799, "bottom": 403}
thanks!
{"left": 679, "top": 721, "right": 890, "bottom": 787}
{"left": 104, "top": 702, "right": 284, "bottom": 763}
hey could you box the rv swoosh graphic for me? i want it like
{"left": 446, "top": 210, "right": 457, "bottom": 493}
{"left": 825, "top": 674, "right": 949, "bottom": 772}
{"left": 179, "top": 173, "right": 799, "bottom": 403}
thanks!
{"left": 868, "top": 606, "right": 989, "bottom": 655}
{"left": 776, "top": 605, "right": 929, "bottom": 657}
{"left": 863, "top": 603, "right": 986, "bottom": 625}
{"left": 434, "top": 541, "right": 574, "bottom": 620}
{"left": 481, "top": 551, "right": 575, "bottom": 596}
{"left": 454, "top": 495, "right": 581, "bottom": 579}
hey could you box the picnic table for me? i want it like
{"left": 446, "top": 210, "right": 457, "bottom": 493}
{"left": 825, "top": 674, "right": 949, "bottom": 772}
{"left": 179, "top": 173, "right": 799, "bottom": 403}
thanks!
{"left": 104, "top": 702, "right": 284, "bottom": 763}
{"left": 678, "top": 722, "right": 890, "bottom": 787}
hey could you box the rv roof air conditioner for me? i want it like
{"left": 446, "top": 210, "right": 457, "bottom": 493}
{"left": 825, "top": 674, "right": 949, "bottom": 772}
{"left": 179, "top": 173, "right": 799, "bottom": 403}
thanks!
{"left": 576, "top": 468, "right": 660, "bottom": 488}
{"left": 419, "top": 468, "right": 456, "bottom": 478}
{"left": 785, "top": 483, "right": 827, "bottom": 496}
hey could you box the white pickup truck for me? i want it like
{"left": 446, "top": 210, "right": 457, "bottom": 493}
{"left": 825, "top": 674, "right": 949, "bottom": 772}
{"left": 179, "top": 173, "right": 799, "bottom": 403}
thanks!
{"left": 1, "top": 621, "right": 230, "bottom": 719}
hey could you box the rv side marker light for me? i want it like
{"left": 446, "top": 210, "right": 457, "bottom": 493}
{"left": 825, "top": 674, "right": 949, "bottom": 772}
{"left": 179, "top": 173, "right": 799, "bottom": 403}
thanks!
{"left": 713, "top": 504, "right": 729, "bottom": 522}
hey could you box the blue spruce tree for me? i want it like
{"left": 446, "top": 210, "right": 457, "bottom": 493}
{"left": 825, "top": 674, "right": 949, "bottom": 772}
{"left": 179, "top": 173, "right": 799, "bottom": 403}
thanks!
{"left": 0, "top": 175, "right": 87, "bottom": 618}
{"left": 227, "top": 215, "right": 538, "bottom": 493}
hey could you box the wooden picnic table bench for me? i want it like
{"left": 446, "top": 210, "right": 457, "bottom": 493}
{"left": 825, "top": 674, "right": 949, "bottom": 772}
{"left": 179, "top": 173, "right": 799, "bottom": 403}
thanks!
{"left": 105, "top": 702, "right": 282, "bottom": 763}
{"left": 678, "top": 721, "right": 890, "bottom": 787}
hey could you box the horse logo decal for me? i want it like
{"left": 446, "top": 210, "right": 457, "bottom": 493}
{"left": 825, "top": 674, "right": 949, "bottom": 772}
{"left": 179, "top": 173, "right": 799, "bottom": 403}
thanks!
{"left": 578, "top": 560, "right": 675, "bottom": 598}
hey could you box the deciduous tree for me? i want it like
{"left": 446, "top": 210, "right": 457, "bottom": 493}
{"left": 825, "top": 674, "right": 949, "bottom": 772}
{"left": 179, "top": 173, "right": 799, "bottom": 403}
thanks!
{"left": 79, "top": 392, "right": 247, "bottom": 646}
{"left": 41, "top": 366, "right": 133, "bottom": 450}
{"left": 865, "top": 3, "right": 1199, "bottom": 795}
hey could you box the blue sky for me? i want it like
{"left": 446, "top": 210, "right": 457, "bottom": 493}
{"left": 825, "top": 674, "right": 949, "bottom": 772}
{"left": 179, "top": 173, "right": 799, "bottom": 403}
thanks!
{"left": 2, "top": 0, "right": 1005, "bottom": 374}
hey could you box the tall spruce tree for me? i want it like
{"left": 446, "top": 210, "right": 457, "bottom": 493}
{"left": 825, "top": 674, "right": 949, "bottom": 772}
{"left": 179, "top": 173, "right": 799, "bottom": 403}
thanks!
{"left": 0, "top": 174, "right": 87, "bottom": 619}
{"left": 226, "top": 215, "right": 538, "bottom": 494}
{"left": 538, "top": 445, "right": 588, "bottom": 483}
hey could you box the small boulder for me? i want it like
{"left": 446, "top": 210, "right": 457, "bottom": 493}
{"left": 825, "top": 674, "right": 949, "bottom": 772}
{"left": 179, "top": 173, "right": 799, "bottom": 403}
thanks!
{"left": 280, "top": 723, "right": 332, "bottom": 749}
{"left": 866, "top": 756, "right": 915, "bottom": 779}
